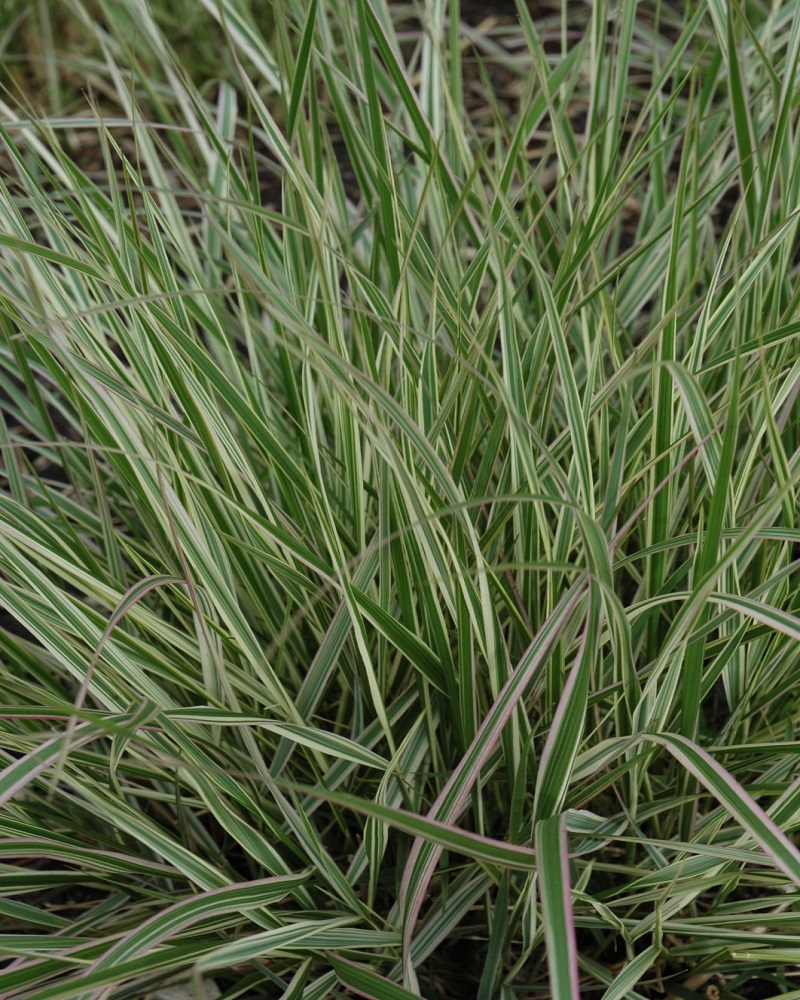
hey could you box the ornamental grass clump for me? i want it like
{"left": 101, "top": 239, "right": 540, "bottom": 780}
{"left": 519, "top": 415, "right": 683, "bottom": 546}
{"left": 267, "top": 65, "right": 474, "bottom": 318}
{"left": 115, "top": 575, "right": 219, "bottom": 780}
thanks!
{"left": 0, "top": 1, "right": 799, "bottom": 998}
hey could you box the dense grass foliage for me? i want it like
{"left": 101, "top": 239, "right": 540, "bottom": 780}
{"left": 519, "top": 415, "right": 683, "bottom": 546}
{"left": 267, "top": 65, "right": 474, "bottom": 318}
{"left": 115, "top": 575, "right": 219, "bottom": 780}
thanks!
{"left": 1, "top": 1, "right": 800, "bottom": 997}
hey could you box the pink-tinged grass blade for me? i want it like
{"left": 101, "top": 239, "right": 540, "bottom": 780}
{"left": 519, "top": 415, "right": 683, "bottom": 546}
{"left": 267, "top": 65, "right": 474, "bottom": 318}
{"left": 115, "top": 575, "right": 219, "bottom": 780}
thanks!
{"left": 648, "top": 733, "right": 800, "bottom": 885}
{"left": 330, "top": 955, "right": 431, "bottom": 1000}
{"left": 534, "top": 588, "right": 601, "bottom": 821}
{"left": 0, "top": 725, "right": 97, "bottom": 807}
{"left": 80, "top": 875, "right": 307, "bottom": 999}
{"left": 397, "top": 581, "right": 588, "bottom": 986}
{"left": 536, "top": 814, "right": 580, "bottom": 1000}
{"left": 280, "top": 782, "right": 538, "bottom": 871}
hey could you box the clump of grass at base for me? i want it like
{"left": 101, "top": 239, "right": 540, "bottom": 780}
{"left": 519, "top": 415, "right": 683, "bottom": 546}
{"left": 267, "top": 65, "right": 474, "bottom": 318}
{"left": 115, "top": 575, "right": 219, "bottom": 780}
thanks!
{"left": 1, "top": 1, "right": 800, "bottom": 998}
